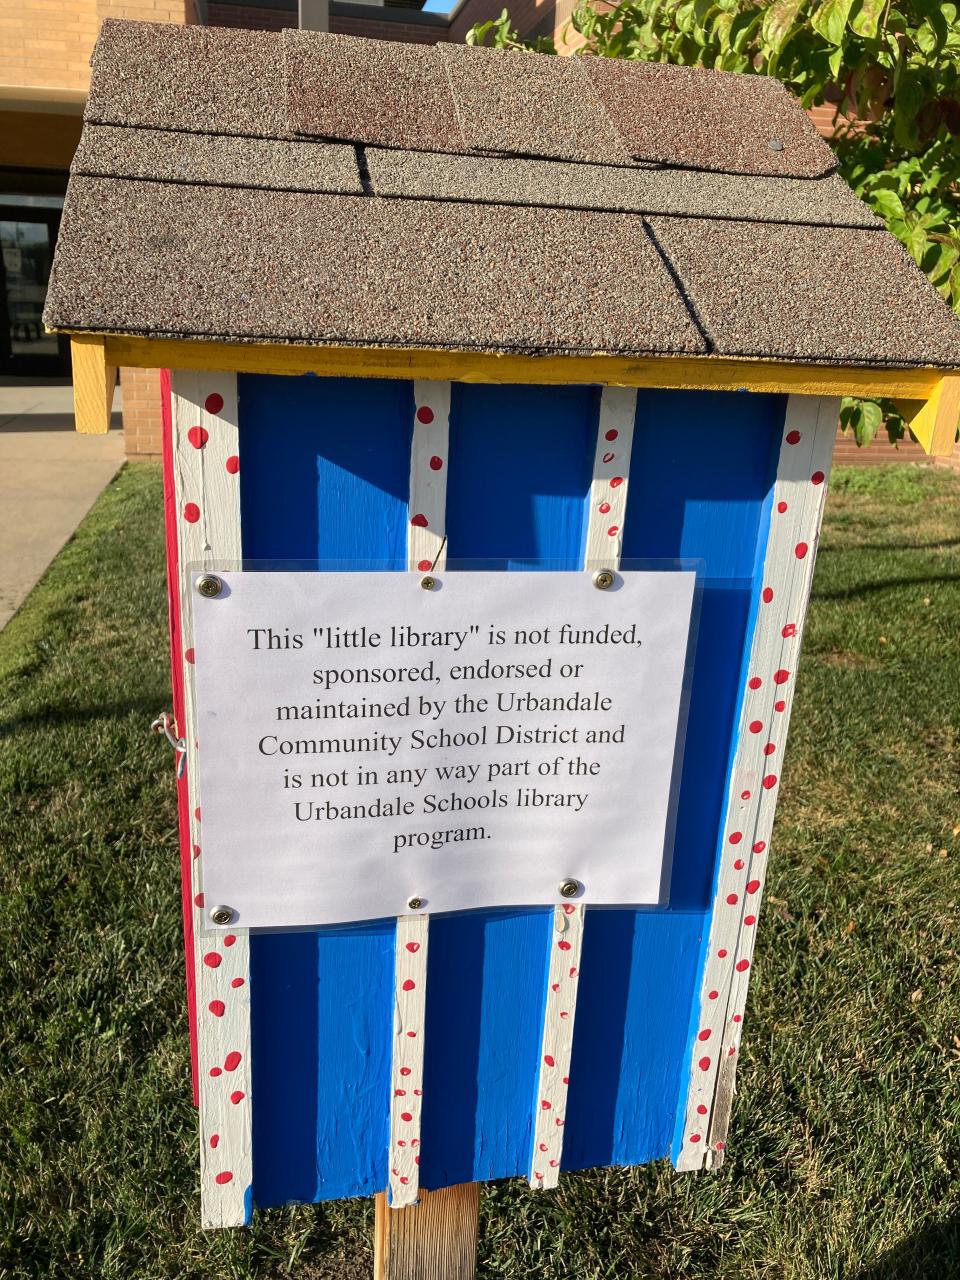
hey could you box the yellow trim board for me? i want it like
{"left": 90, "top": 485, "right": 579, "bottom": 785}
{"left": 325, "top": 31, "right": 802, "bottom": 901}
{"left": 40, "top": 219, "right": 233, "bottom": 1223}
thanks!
{"left": 894, "top": 376, "right": 960, "bottom": 457}
{"left": 70, "top": 332, "right": 957, "bottom": 455}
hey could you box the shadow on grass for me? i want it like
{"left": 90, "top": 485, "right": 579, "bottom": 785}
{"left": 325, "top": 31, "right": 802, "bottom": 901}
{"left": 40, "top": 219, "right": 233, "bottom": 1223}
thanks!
{"left": 854, "top": 1216, "right": 960, "bottom": 1280}
{"left": 0, "top": 697, "right": 165, "bottom": 739}
{"left": 812, "top": 573, "right": 960, "bottom": 601}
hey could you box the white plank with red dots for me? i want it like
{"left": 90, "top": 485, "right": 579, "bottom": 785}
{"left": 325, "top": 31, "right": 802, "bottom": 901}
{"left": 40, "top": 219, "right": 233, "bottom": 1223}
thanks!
{"left": 674, "top": 394, "right": 838, "bottom": 1171}
{"left": 529, "top": 386, "right": 638, "bottom": 1190}
{"left": 388, "top": 381, "right": 451, "bottom": 1208}
{"left": 170, "top": 370, "right": 253, "bottom": 1227}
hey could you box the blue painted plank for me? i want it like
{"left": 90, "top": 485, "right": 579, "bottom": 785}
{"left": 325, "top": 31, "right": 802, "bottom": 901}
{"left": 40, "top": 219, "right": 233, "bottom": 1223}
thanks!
{"left": 564, "top": 390, "right": 783, "bottom": 1173}
{"left": 421, "top": 383, "right": 598, "bottom": 1188}
{"left": 240, "top": 374, "right": 413, "bottom": 1206}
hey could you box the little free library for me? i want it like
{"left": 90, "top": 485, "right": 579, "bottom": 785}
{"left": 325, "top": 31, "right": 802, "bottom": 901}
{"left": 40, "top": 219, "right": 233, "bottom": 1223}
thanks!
{"left": 45, "top": 19, "right": 960, "bottom": 1279}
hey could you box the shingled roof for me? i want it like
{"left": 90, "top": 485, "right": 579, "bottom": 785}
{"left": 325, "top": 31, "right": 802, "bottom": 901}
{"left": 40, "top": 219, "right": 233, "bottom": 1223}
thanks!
{"left": 44, "top": 20, "right": 960, "bottom": 369}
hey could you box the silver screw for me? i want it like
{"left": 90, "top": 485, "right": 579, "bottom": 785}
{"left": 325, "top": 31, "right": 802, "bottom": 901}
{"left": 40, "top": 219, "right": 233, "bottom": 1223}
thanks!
{"left": 420, "top": 576, "right": 437, "bottom": 592}
{"left": 593, "top": 569, "right": 615, "bottom": 590}
{"left": 768, "top": 138, "right": 784, "bottom": 152}
{"left": 407, "top": 896, "right": 424, "bottom": 910}
{"left": 196, "top": 574, "right": 223, "bottom": 599}
{"left": 559, "top": 878, "right": 581, "bottom": 899}
{"left": 209, "top": 905, "right": 234, "bottom": 925}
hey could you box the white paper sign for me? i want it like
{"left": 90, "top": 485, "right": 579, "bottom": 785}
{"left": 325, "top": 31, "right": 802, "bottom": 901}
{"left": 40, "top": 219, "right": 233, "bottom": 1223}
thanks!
{"left": 191, "top": 570, "right": 695, "bottom": 928}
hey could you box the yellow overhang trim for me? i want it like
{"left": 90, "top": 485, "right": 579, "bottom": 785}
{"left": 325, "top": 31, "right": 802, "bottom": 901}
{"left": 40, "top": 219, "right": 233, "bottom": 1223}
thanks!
{"left": 70, "top": 334, "right": 117, "bottom": 436}
{"left": 68, "top": 333, "right": 957, "bottom": 456}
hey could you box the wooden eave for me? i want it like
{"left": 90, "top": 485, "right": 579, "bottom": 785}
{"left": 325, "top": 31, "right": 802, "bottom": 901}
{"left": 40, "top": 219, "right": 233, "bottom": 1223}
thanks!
{"left": 67, "top": 331, "right": 960, "bottom": 458}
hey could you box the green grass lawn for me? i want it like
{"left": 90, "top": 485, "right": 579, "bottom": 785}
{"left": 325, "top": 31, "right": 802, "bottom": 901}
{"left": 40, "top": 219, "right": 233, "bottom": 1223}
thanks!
{"left": 1, "top": 461, "right": 958, "bottom": 1280}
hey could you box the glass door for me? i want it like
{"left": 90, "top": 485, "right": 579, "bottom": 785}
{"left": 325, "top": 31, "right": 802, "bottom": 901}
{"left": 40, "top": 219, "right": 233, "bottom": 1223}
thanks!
{"left": 0, "top": 203, "right": 71, "bottom": 377}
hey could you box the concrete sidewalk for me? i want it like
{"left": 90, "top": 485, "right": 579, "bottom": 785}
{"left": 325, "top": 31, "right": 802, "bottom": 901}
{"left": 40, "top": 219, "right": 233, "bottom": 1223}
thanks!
{"left": 0, "top": 377, "right": 125, "bottom": 629}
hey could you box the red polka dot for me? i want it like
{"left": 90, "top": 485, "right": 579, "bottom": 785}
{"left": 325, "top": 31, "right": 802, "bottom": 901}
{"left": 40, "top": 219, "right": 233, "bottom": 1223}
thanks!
{"left": 753, "top": 841, "right": 766, "bottom": 854}
{"left": 746, "top": 880, "right": 760, "bottom": 894}
{"left": 194, "top": 893, "right": 204, "bottom": 908}
{"left": 774, "top": 700, "right": 786, "bottom": 712}
{"left": 416, "top": 405, "right": 434, "bottom": 424}
{"left": 230, "top": 1091, "right": 245, "bottom": 1105}
{"left": 715, "top": 1140, "right": 726, "bottom": 1151}
{"left": 231, "top": 977, "right": 245, "bottom": 988}
{"left": 735, "top": 959, "right": 750, "bottom": 972}
{"left": 602, "top": 451, "right": 615, "bottom": 464}
{"left": 225, "top": 455, "right": 240, "bottom": 475}
{"left": 607, "top": 525, "right": 620, "bottom": 537}
{"left": 740, "top": 790, "right": 751, "bottom": 800}
{"left": 728, "top": 1047, "right": 737, "bottom": 1057}
{"left": 708, "top": 990, "right": 719, "bottom": 1000}
{"left": 598, "top": 501, "right": 611, "bottom": 514}
{"left": 610, "top": 476, "right": 624, "bottom": 488}
{"left": 749, "top": 720, "right": 763, "bottom": 734}
{"left": 194, "top": 807, "right": 201, "bottom": 821}
{"left": 795, "top": 541, "right": 809, "bottom": 559}
{"left": 410, "top": 513, "right": 428, "bottom": 528}
{"left": 774, "top": 669, "right": 791, "bottom": 684}
{"left": 209, "top": 1000, "right": 225, "bottom": 1017}
{"left": 748, "top": 676, "right": 762, "bottom": 690}
{"left": 698, "top": 1057, "right": 711, "bottom": 1071}
{"left": 764, "top": 743, "right": 776, "bottom": 756}
{"left": 402, "top": 979, "right": 416, "bottom": 991}
{"left": 540, "top": 1100, "right": 552, "bottom": 1110}
{"left": 697, "top": 1103, "right": 708, "bottom": 1115}
{"left": 782, "top": 623, "right": 797, "bottom": 638}
{"left": 224, "top": 1051, "right": 242, "bottom": 1071}
{"left": 744, "top": 915, "right": 756, "bottom": 926}
{"left": 698, "top": 1029, "right": 711, "bottom": 1041}
{"left": 187, "top": 426, "right": 208, "bottom": 449}
{"left": 183, "top": 502, "right": 200, "bottom": 524}
{"left": 224, "top": 934, "right": 236, "bottom": 946}
{"left": 726, "top": 893, "right": 738, "bottom": 905}
{"left": 407, "top": 1031, "right": 416, "bottom": 1038}
{"left": 203, "top": 952, "right": 221, "bottom": 968}
{"left": 429, "top": 456, "right": 443, "bottom": 471}
{"left": 204, "top": 393, "right": 224, "bottom": 415}
{"left": 761, "top": 587, "right": 774, "bottom": 603}
{"left": 399, "top": 1067, "right": 411, "bottom": 1076}
{"left": 729, "top": 831, "right": 742, "bottom": 845}
{"left": 192, "top": 844, "right": 200, "bottom": 859}
{"left": 733, "top": 858, "right": 744, "bottom": 870}
{"left": 762, "top": 774, "right": 778, "bottom": 789}
{"left": 417, "top": 559, "right": 432, "bottom": 572}
{"left": 733, "top": 1014, "right": 742, "bottom": 1023}
{"left": 811, "top": 470, "right": 825, "bottom": 485}
{"left": 717, "top": 949, "right": 728, "bottom": 958}
{"left": 209, "top": 1067, "right": 222, "bottom": 1078}
{"left": 406, "top": 942, "right": 421, "bottom": 953}
{"left": 185, "top": 648, "right": 195, "bottom": 664}
{"left": 558, "top": 940, "right": 571, "bottom": 952}
{"left": 544, "top": 1054, "right": 555, "bottom": 1066}
{"left": 605, "top": 429, "right": 618, "bottom": 441}
{"left": 210, "top": 1134, "right": 219, "bottom": 1149}
{"left": 689, "top": 1132, "right": 702, "bottom": 1142}
{"left": 786, "top": 430, "right": 801, "bottom": 445}
{"left": 777, "top": 501, "right": 788, "bottom": 514}
{"left": 214, "top": 1171, "right": 233, "bottom": 1185}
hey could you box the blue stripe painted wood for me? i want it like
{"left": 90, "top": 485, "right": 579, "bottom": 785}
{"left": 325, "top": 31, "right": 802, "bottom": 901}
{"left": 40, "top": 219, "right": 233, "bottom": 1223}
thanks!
{"left": 236, "top": 375, "right": 785, "bottom": 1203}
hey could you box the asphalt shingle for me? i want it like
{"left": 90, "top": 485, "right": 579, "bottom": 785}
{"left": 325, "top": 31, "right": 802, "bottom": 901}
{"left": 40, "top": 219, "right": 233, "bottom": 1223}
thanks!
{"left": 45, "top": 177, "right": 708, "bottom": 356}
{"left": 582, "top": 57, "right": 836, "bottom": 178}
{"left": 648, "top": 215, "right": 960, "bottom": 366}
{"left": 73, "top": 124, "right": 364, "bottom": 196}
{"left": 439, "top": 43, "right": 631, "bottom": 165}
{"left": 283, "top": 31, "right": 463, "bottom": 153}
{"left": 86, "top": 20, "right": 285, "bottom": 138}
{"left": 366, "top": 147, "right": 880, "bottom": 227}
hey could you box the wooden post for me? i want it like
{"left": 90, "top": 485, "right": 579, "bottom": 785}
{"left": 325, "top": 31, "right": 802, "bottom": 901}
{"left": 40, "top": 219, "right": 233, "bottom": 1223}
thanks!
{"left": 374, "top": 1184, "right": 479, "bottom": 1280}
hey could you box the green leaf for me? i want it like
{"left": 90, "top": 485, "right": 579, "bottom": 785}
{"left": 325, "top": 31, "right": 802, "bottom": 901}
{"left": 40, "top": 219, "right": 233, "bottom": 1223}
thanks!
{"left": 856, "top": 399, "right": 884, "bottom": 446}
{"left": 761, "top": 0, "right": 804, "bottom": 51}
{"left": 811, "top": 0, "right": 855, "bottom": 45}
{"left": 849, "top": 0, "right": 884, "bottom": 37}
{"left": 870, "top": 188, "right": 906, "bottom": 222}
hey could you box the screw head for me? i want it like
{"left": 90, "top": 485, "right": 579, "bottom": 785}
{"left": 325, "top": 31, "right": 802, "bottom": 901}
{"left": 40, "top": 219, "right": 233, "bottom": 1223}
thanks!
{"left": 209, "top": 905, "right": 234, "bottom": 925}
{"left": 196, "top": 574, "right": 223, "bottom": 599}
{"left": 593, "top": 569, "right": 615, "bottom": 590}
{"left": 559, "top": 878, "right": 581, "bottom": 899}
{"left": 768, "top": 138, "right": 784, "bottom": 152}
{"left": 420, "top": 576, "right": 437, "bottom": 592}
{"left": 407, "top": 896, "right": 424, "bottom": 910}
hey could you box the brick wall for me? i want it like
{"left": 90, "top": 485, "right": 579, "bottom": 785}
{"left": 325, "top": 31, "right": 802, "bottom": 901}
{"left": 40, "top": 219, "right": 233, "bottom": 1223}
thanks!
{"left": 119, "top": 366, "right": 164, "bottom": 458}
